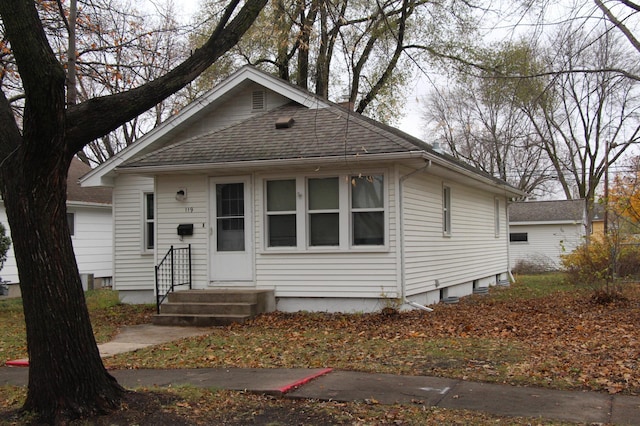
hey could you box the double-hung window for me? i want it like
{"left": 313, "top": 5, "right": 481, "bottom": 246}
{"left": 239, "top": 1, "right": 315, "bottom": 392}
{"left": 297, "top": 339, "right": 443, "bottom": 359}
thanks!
{"left": 494, "top": 198, "right": 500, "bottom": 237}
{"left": 144, "top": 192, "right": 155, "bottom": 251}
{"left": 266, "top": 179, "right": 297, "bottom": 247}
{"left": 67, "top": 212, "right": 75, "bottom": 236}
{"left": 351, "top": 175, "right": 384, "bottom": 245}
{"left": 308, "top": 177, "right": 339, "bottom": 246}
{"left": 443, "top": 185, "right": 451, "bottom": 235}
{"left": 264, "top": 173, "right": 386, "bottom": 250}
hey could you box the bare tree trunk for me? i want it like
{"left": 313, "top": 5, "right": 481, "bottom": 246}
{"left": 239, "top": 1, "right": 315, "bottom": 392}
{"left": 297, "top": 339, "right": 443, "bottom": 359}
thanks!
{"left": 0, "top": 0, "right": 267, "bottom": 421}
{"left": 0, "top": 150, "right": 124, "bottom": 422}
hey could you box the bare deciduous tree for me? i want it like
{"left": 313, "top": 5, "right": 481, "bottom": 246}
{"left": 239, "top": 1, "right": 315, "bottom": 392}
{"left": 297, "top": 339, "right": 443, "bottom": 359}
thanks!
{"left": 425, "top": 41, "right": 555, "bottom": 198}
{"left": 0, "top": 0, "right": 266, "bottom": 421}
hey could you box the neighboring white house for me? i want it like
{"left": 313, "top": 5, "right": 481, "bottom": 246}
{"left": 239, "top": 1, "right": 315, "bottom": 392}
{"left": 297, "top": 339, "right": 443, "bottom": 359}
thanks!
{"left": 508, "top": 199, "right": 603, "bottom": 271}
{"left": 0, "top": 158, "right": 113, "bottom": 287}
{"left": 81, "top": 66, "right": 524, "bottom": 312}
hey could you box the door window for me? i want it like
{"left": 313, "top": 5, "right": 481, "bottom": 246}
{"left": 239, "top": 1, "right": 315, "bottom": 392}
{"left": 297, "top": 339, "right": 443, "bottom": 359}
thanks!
{"left": 216, "top": 183, "right": 245, "bottom": 251}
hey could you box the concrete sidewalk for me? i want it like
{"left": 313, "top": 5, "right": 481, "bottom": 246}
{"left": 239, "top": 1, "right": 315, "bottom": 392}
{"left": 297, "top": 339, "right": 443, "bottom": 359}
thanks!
{"left": 2, "top": 324, "right": 639, "bottom": 425}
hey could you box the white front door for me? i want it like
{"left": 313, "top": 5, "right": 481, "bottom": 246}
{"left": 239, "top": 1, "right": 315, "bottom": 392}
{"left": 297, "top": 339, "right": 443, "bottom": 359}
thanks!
{"left": 210, "top": 177, "right": 253, "bottom": 284}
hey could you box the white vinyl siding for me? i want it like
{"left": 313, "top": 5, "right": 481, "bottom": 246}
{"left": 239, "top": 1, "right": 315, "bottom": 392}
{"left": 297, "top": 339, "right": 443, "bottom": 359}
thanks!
{"left": 68, "top": 205, "right": 113, "bottom": 278}
{"left": 0, "top": 204, "right": 18, "bottom": 284}
{"left": 402, "top": 171, "right": 509, "bottom": 296}
{"left": 155, "top": 175, "right": 210, "bottom": 289}
{"left": 256, "top": 168, "right": 398, "bottom": 298}
{"left": 0, "top": 203, "right": 112, "bottom": 284}
{"left": 171, "top": 84, "right": 291, "bottom": 142}
{"left": 509, "top": 222, "right": 584, "bottom": 270}
{"left": 113, "top": 175, "right": 155, "bottom": 291}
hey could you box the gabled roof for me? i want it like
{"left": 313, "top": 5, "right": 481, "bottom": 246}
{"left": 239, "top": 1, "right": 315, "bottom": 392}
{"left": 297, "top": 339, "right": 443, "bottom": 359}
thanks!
{"left": 121, "top": 103, "right": 428, "bottom": 168}
{"left": 509, "top": 199, "right": 586, "bottom": 223}
{"left": 68, "top": 158, "right": 112, "bottom": 205}
{"left": 80, "top": 66, "right": 331, "bottom": 187}
{"left": 82, "top": 65, "right": 524, "bottom": 197}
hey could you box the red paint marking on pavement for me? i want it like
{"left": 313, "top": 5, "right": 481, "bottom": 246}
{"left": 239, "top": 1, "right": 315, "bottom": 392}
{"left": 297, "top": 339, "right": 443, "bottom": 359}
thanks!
{"left": 6, "top": 359, "right": 29, "bottom": 367}
{"left": 277, "top": 368, "right": 333, "bottom": 394}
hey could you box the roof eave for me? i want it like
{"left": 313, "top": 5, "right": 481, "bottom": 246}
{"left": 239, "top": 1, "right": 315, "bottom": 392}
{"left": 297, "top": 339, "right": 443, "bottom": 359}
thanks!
{"left": 80, "top": 66, "right": 332, "bottom": 188}
{"left": 115, "top": 151, "right": 427, "bottom": 175}
{"left": 422, "top": 152, "right": 526, "bottom": 198}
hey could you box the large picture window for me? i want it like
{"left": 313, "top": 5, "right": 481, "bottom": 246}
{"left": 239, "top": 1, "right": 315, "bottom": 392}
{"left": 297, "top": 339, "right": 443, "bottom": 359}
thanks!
{"left": 264, "top": 173, "right": 386, "bottom": 250}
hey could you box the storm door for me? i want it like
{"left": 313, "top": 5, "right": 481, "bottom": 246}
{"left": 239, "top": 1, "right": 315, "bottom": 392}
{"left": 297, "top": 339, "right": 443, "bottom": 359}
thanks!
{"left": 210, "top": 177, "right": 253, "bottom": 283}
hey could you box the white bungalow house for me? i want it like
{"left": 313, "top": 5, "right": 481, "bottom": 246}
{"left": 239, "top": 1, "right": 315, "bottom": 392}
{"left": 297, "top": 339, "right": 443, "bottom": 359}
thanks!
{"left": 508, "top": 199, "right": 603, "bottom": 272}
{"left": 81, "top": 66, "right": 524, "bottom": 315}
{"left": 1, "top": 157, "right": 113, "bottom": 290}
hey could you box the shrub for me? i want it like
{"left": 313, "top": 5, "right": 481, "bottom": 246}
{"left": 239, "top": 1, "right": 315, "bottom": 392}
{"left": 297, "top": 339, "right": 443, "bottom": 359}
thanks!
{"left": 561, "top": 234, "right": 640, "bottom": 300}
{"left": 0, "top": 222, "right": 11, "bottom": 283}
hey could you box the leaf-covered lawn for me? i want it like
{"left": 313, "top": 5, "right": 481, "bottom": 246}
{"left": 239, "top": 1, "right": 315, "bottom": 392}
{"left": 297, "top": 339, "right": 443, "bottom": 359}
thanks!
{"left": 105, "top": 276, "right": 640, "bottom": 395}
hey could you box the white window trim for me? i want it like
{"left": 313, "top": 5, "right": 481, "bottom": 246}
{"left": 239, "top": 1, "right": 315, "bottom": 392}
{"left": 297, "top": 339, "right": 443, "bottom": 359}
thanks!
{"left": 142, "top": 192, "right": 155, "bottom": 254}
{"left": 443, "top": 184, "right": 451, "bottom": 236}
{"left": 349, "top": 175, "right": 386, "bottom": 248}
{"left": 261, "top": 171, "right": 389, "bottom": 253}
{"left": 494, "top": 197, "right": 500, "bottom": 238}
{"left": 265, "top": 179, "right": 298, "bottom": 249}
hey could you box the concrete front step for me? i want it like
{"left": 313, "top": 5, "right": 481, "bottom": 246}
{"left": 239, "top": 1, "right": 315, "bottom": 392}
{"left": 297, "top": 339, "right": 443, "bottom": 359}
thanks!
{"left": 153, "top": 289, "right": 275, "bottom": 327}
{"left": 160, "top": 302, "right": 257, "bottom": 316}
{"left": 153, "top": 313, "right": 251, "bottom": 327}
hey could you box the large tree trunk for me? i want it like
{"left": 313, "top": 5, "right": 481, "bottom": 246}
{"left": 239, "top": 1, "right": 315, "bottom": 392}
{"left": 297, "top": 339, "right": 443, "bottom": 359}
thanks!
{"left": 0, "top": 0, "right": 266, "bottom": 420}
{"left": 1, "top": 153, "right": 124, "bottom": 423}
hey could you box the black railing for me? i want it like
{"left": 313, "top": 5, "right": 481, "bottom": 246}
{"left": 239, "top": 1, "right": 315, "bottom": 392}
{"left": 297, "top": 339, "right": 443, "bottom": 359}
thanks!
{"left": 155, "top": 244, "right": 192, "bottom": 313}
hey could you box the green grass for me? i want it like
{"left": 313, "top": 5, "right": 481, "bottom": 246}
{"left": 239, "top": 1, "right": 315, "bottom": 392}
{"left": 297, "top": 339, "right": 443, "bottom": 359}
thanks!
{"left": 0, "top": 289, "right": 154, "bottom": 362}
{"left": 492, "top": 272, "right": 577, "bottom": 300}
{"left": 0, "top": 298, "right": 26, "bottom": 362}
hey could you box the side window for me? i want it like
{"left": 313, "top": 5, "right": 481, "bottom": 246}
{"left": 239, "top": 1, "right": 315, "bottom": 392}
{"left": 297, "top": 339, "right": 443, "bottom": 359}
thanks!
{"left": 351, "top": 175, "right": 384, "bottom": 245}
{"left": 510, "top": 232, "right": 528, "bottom": 242}
{"left": 144, "top": 193, "right": 155, "bottom": 251}
{"left": 67, "top": 212, "right": 75, "bottom": 236}
{"left": 266, "top": 179, "right": 297, "bottom": 247}
{"left": 308, "top": 177, "right": 339, "bottom": 246}
{"left": 443, "top": 185, "right": 451, "bottom": 235}
{"left": 495, "top": 198, "right": 500, "bottom": 237}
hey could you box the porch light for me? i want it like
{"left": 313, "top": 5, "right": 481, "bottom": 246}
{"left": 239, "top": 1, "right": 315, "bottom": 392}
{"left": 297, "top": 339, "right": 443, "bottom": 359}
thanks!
{"left": 176, "top": 188, "right": 187, "bottom": 202}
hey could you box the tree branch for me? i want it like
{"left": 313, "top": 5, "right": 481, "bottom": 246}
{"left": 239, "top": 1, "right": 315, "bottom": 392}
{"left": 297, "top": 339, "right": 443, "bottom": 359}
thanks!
{"left": 595, "top": 0, "right": 640, "bottom": 55}
{"left": 65, "top": 0, "right": 267, "bottom": 152}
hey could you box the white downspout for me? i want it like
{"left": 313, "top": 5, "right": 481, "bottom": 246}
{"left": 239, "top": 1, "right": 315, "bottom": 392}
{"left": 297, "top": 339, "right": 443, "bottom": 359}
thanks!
{"left": 399, "top": 160, "right": 434, "bottom": 312}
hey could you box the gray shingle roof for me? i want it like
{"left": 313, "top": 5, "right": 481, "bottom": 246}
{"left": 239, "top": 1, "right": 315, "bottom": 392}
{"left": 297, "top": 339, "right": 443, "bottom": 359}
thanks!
{"left": 121, "top": 103, "right": 429, "bottom": 168}
{"left": 509, "top": 199, "right": 585, "bottom": 222}
{"left": 68, "top": 158, "right": 112, "bottom": 205}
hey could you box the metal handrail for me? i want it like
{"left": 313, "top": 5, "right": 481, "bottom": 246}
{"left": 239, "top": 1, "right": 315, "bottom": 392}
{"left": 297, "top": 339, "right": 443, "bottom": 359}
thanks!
{"left": 155, "top": 244, "right": 192, "bottom": 313}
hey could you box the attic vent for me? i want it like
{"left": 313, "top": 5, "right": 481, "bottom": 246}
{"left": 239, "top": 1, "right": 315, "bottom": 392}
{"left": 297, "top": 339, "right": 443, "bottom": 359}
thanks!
{"left": 275, "top": 116, "right": 295, "bottom": 129}
{"left": 252, "top": 90, "right": 265, "bottom": 111}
